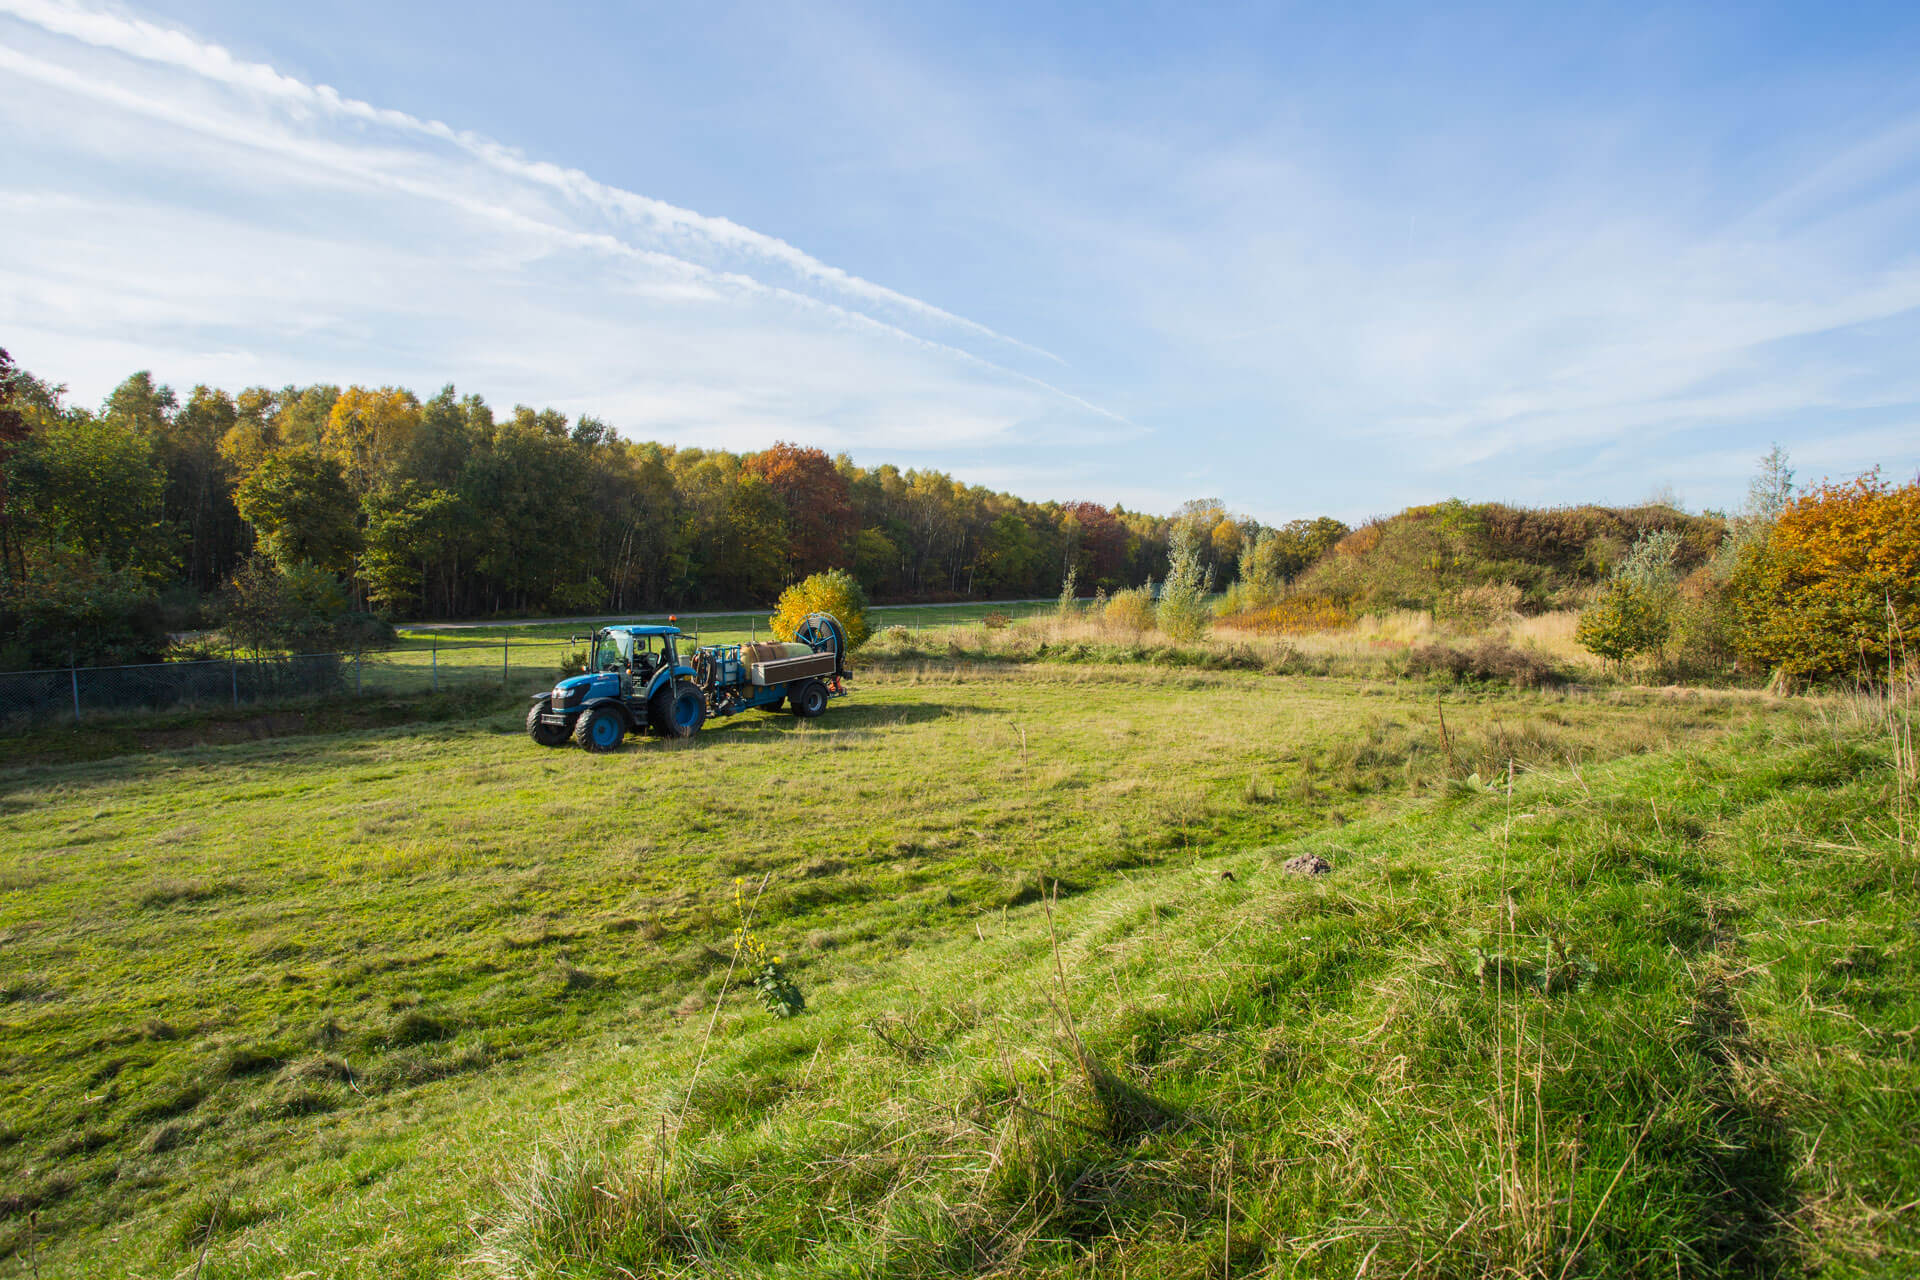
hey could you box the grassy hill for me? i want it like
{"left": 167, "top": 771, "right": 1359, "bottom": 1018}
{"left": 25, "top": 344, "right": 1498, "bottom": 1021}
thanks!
{"left": 1300, "top": 500, "right": 1726, "bottom": 615}
{"left": 1, "top": 661, "right": 1913, "bottom": 1276}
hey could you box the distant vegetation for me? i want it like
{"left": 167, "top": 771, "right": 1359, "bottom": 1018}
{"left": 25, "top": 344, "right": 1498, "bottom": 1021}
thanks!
{"left": 2, "top": 349, "right": 1913, "bottom": 688}
{"left": 0, "top": 351, "right": 1184, "bottom": 665}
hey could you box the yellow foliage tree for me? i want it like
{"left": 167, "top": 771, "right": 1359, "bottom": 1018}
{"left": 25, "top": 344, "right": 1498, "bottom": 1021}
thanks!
{"left": 322, "top": 386, "right": 420, "bottom": 494}
{"left": 769, "top": 568, "right": 871, "bottom": 651}
{"left": 1727, "top": 471, "right": 1920, "bottom": 681}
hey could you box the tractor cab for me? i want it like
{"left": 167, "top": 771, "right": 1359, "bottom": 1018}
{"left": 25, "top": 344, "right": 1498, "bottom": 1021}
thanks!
{"left": 592, "top": 628, "right": 669, "bottom": 685}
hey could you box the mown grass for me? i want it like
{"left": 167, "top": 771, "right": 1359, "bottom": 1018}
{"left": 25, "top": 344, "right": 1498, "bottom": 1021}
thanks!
{"left": 1, "top": 661, "right": 1907, "bottom": 1276}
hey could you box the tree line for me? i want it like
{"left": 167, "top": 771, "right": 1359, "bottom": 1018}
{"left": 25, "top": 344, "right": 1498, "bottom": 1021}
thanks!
{"left": 0, "top": 350, "right": 1300, "bottom": 666}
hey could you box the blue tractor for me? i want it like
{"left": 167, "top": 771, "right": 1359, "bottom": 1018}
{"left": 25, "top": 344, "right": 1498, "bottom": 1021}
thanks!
{"left": 527, "top": 612, "right": 850, "bottom": 752}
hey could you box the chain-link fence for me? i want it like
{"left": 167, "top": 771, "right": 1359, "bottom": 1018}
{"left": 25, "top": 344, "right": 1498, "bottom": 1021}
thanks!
{"left": 0, "top": 637, "right": 583, "bottom": 733}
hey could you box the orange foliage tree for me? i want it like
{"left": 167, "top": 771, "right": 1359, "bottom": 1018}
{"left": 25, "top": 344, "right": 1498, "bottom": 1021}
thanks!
{"left": 1727, "top": 471, "right": 1920, "bottom": 681}
{"left": 745, "top": 442, "right": 855, "bottom": 579}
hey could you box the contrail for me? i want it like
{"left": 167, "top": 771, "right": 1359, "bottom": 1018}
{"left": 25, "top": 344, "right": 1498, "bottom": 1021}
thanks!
{"left": 0, "top": 33, "right": 1131, "bottom": 424}
{"left": 0, "top": 0, "right": 1065, "bottom": 365}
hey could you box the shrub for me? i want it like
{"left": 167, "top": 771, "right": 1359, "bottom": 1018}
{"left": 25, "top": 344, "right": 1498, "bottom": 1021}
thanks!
{"left": 1157, "top": 525, "right": 1213, "bottom": 641}
{"left": 1726, "top": 472, "right": 1920, "bottom": 682}
{"left": 215, "top": 557, "right": 392, "bottom": 655}
{"left": 0, "top": 552, "right": 168, "bottom": 668}
{"left": 1408, "top": 639, "right": 1564, "bottom": 688}
{"left": 982, "top": 611, "right": 1012, "bottom": 630}
{"left": 769, "top": 568, "right": 871, "bottom": 651}
{"left": 1055, "top": 567, "right": 1079, "bottom": 621}
{"left": 1103, "top": 584, "right": 1156, "bottom": 635}
{"left": 1575, "top": 580, "right": 1672, "bottom": 667}
{"left": 1216, "top": 594, "right": 1352, "bottom": 635}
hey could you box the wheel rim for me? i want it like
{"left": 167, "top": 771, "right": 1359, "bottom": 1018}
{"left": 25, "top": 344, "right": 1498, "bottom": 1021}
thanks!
{"left": 592, "top": 717, "right": 618, "bottom": 746}
{"left": 677, "top": 692, "right": 702, "bottom": 726}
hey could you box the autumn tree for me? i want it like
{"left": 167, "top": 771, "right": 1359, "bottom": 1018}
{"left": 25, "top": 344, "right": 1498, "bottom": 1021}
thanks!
{"left": 1727, "top": 471, "right": 1920, "bottom": 681}
{"left": 1247, "top": 516, "right": 1350, "bottom": 586}
{"left": 746, "top": 442, "right": 855, "bottom": 578}
{"left": 770, "top": 568, "right": 871, "bottom": 650}
{"left": 323, "top": 386, "right": 421, "bottom": 494}
{"left": 1061, "top": 501, "right": 1129, "bottom": 590}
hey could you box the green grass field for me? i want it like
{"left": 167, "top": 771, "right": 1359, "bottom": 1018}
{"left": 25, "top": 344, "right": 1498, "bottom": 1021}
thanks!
{"left": 1, "top": 659, "right": 1914, "bottom": 1277}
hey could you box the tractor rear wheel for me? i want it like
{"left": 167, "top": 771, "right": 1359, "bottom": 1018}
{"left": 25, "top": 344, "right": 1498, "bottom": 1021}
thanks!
{"left": 573, "top": 705, "right": 626, "bottom": 752}
{"left": 650, "top": 679, "right": 708, "bottom": 739}
{"left": 526, "top": 700, "right": 569, "bottom": 747}
{"left": 790, "top": 680, "right": 829, "bottom": 718}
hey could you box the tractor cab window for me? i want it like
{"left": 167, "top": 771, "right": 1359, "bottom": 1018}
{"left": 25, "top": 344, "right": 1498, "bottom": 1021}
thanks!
{"left": 630, "top": 636, "right": 660, "bottom": 676}
{"left": 594, "top": 631, "right": 633, "bottom": 671}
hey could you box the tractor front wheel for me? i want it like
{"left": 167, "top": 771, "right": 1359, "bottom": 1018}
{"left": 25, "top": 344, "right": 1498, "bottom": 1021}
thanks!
{"left": 650, "top": 679, "right": 708, "bottom": 739}
{"left": 526, "top": 700, "right": 569, "bottom": 747}
{"left": 790, "top": 680, "right": 829, "bottom": 718}
{"left": 573, "top": 705, "right": 627, "bottom": 753}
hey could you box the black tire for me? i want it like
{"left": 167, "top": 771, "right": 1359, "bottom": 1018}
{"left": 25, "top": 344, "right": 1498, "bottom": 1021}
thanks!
{"left": 526, "top": 700, "right": 569, "bottom": 747}
{"left": 649, "top": 679, "right": 708, "bottom": 739}
{"left": 572, "top": 705, "right": 626, "bottom": 753}
{"left": 790, "top": 680, "right": 829, "bottom": 718}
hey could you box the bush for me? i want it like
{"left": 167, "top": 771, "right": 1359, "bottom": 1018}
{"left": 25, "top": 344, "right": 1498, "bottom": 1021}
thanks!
{"left": 0, "top": 552, "right": 168, "bottom": 668}
{"left": 769, "top": 568, "right": 871, "bottom": 651}
{"left": 1103, "top": 585, "right": 1156, "bottom": 635}
{"left": 1408, "top": 639, "right": 1564, "bottom": 688}
{"left": 1726, "top": 472, "right": 1920, "bottom": 682}
{"left": 217, "top": 557, "right": 392, "bottom": 655}
{"left": 1575, "top": 580, "right": 1673, "bottom": 668}
{"left": 1217, "top": 593, "right": 1352, "bottom": 635}
{"left": 982, "top": 612, "right": 1012, "bottom": 630}
{"left": 1157, "top": 526, "right": 1213, "bottom": 641}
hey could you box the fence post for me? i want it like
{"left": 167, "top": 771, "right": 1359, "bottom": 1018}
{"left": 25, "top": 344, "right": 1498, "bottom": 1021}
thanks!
{"left": 70, "top": 661, "right": 81, "bottom": 724}
{"left": 354, "top": 649, "right": 362, "bottom": 696}
{"left": 432, "top": 633, "right": 439, "bottom": 692}
{"left": 230, "top": 646, "right": 238, "bottom": 708}
{"left": 503, "top": 633, "right": 509, "bottom": 688}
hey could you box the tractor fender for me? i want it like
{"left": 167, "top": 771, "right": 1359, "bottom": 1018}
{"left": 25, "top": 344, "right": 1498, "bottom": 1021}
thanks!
{"left": 643, "top": 666, "right": 697, "bottom": 701}
{"left": 581, "top": 695, "right": 641, "bottom": 730}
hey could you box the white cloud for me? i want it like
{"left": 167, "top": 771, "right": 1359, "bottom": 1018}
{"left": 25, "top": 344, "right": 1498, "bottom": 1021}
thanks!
{"left": 0, "top": 0, "right": 1059, "bottom": 360}
{"left": 0, "top": 0, "right": 1123, "bottom": 461}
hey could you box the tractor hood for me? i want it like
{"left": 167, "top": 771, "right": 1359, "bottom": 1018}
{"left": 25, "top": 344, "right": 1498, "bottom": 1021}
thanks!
{"left": 554, "top": 672, "right": 618, "bottom": 698}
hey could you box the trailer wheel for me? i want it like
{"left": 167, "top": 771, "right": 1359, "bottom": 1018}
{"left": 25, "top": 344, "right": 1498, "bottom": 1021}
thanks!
{"left": 650, "top": 679, "right": 708, "bottom": 739}
{"left": 573, "top": 705, "right": 626, "bottom": 752}
{"left": 791, "top": 680, "right": 829, "bottom": 718}
{"left": 526, "top": 700, "right": 569, "bottom": 747}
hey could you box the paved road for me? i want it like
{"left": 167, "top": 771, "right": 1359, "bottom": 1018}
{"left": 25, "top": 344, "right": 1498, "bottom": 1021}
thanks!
{"left": 399, "top": 599, "right": 1057, "bottom": 631}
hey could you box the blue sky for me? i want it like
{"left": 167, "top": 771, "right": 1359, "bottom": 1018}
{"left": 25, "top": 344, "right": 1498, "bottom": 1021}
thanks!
{"left": 3, "top": 0, "right": 1918, "bottom": 522}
